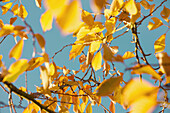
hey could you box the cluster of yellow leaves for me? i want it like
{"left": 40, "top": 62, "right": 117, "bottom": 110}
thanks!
{"left": 40, "top": 0, "right": 82, "bottom": 34}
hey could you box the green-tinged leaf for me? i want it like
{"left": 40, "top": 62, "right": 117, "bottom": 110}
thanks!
{"left": 9, "top": 39, "right": 24, "bottom": 60}
{"left": 3, "top": 59, "right": 29, "bottom": 83}
{"left": 92, "top": 51, "right": 102, "bottom": 71}
{"left": 154, "top": 34, "right": 166, "bottom": 53}
{"left": 96, "top": 76, "right": 123, "bottom": 96}
{"left": 131, "top": 64, "right": 161, "bottom": 80}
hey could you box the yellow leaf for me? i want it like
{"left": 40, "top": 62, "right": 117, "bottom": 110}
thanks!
{"left": 18, "top": 5, "right": 28, "bottom": 19}
{"left": 3, "top": 59, "right": 29, "bottom": 83}
{"left": 56, "top": 0, "right": 81, "bottom": 35}
{"left": 77, "top": 26, "right": 91, "bottom": 40}
{"left": 35, "top": 0, "right": 42, "bottom": 8}
{"left": 104, "top": 9, "right": 112, "bottom": 19}
{"left": 69, "top": 44, "right": 85, "bottom": 60}
{"left": 140, "top": 0, "right": 150, "bottom": 10}
{"left": 27, "top": 57, "right": 44, "bottom": 71}
{"left": 161, "top": 6, "right": 170, "bottom": 23}
{"left": 10, "top": 17, "right": 17, "bottom": 25}
{"left": 91, "top": 22, "right": 105, "bottom": 34}
{"left": 124, "top": 0, "right": 137, "bottom": 15}
{"left": 156, "top": 52, "right": 170, "bottom": 84}
{"left": 110, "top": 0, "right": 124, "bottom": 16}
{"left": 154, "top": 34, "right": 166, "bottom": 53}
{"left": 0, "top": 24, "right": 14, "bottom": 37}
{"left": 103, "top": 43, "right": 115, "bottom": 62}
{"left": 80, "top": 102, "right": 86, "bottom": 112}
{"left": 40, "top": 66, "right": 49, "bottom": 90}
{"left": 81, "top": 10, "right": 94, "bottom": 26}
{"left": 130, "top": 2, "right": 141, "bottom": 23}
{"left": 86, "top": 103, "right": 92, "bottom": 113}
{"left": 149, "top": 4, "right": 155, "bottom": 16}
{"left": 0, "top": 19, "right": 4, "bottom": 28}
{"left": 9, "top": 39, "right": 24, "bottom": 60}
{"left": 122, "top": 51, "right": 135, "bottom": 60}
{"left": 96, "top": 76, "right": 122, "bottom": 96}
{"left": 40, "top": 10, "right": 53, "bottom": 32}
{"left": 89, "top": 41, "right": 101, "bottom": 53}
{"left": 105, "top": 17, "right": 116, "bottom": 33}
{"left": 91, "top": 0, "right": 106, "bottom": 13}
{"left": 86, "top": 50, "right": 94, "bottom": 66}
{"left": 34, "top": 33, "right": 46, "bottom": 52}
{"left": 131, "top": 64, "right": 161, "bottom": 80}
{"left": 147, "top": 17, "right": 163, "bottom": 30}
{"left": 122, "top": 78, "right": 158, "bottom": 112}
{"left": 109, "top": 101, "right": 115, "bottom": 113}
{"left": 11, "top": 4, "right": 19, "bottom": 16}
{"left": 2, "top": 2, "right": 13, "bottom": 15}
{"left": 92, "top": 51, "right": 102, "bottom": 71}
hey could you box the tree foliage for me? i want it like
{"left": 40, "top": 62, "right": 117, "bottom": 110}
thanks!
{"left": 0, "top": 0, "right": 170, "bottom": 113}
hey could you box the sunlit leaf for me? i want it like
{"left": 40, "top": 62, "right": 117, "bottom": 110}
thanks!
{"left": 69, "top": 44, "right": 85, "bottom": 60}
{"left": 154, "top": 34, "right": 166, "bottom": 53}
{"left": 131, "top": 64, "right": 161, "bottom": 80}
{"left": 86, "top": 103, "right": 92, "bottom": 113}
{"left": 149, "top": 4, "right": 155, "bottom": 16}
{"left": 77, "top": 26, "right": 91, "bottom": 40}
{"left": 147, "top": 17, "right": 163, "bottom": 30}
{"left": 140, "top": 0, "right": 150, "bottom": 10}
{"left": 103, "top": 43, "right": 114, "bottom": 62}
{"left": 105, "top": 17, "right": 116, "bottom": 33}
{"left": 9, "top": 39, "right": 24, "bottom": 60}
{"left": 130, "top": 2, "right": 141, "bottom": 23}
{"left": 0, "top": 19, "right": 4, "bottom": 28}
{"left": 11, "top": 4, "right": 19, "bottom": 16}
{"left": 122, "top": 51, "right": 135, "bottom": 60}
{"left": 110, "top": 0, "right": 124, "bottom": 16}
{"left": 92, "top": 51, "right": 102, "bottom": 71}
{"left": 160, "top": 6, "right": 170, "bottom": 23}
{"left": 18, "top": 5, "right": 28, "bottom": 19}
{"left": 34, "top": 33, "right": 46, "bottom": 52}
{"left": 56, "top": 0, "right": 82, "bottom": 35}
{"left": 2, "top": 2, "right": 13, "bottom": 15}
{"left": 122, "top": 78, "right": 158, "bottom": 112}
{"left": 35, "top": 0, "right": 42, "bottom": 8}
{"left": 40, "top": 66, "right": 49, "bottom": 90}
{"left": 81, "top": 10, "right": 94, "bottom": 26}
{"left": 3, "top": 59, "right": 29, "bottom": 83}
{"left": 40, "top": 10, "right": 53, "bottom": 32}
{"left": 96, "top": 76, "right": 123, "bottom": 96}
{"left": 27, "top": 57, "right": 44, "bottom": 71}
{"left": 89, "top": 41, "right": 101, "bottom": 53}
{"left": 10, "top": 17, "right": 17, "bottom": 25}
{"left": 0, "top": 24, "right": 14, "bottom": 37}
{"left": 91, "top": 0, "right": 106, "bottom": 13}
{"left": 109, "top": 101, "right": 115, "bottom": 113}
{"left": 86, "top": 50, "right": 94, "bottom": 66}
{"left": 124, "top": 0, "right": 137, "bottom": 15}
{"left": 156, "top": 52, "right": 170, "bottom": 84}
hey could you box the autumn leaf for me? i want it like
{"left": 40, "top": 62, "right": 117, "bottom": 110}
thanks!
{"left": 110, "top": 0, "right": 124, "bottom": 16}
{"left": 154, "top": 34, "right": 166, "bottom": 53}
{"left": 130, "top": 2, "right": 141, "bottom": 23}
{"left": 69, "top": 44, "right": 85, "bottom": 60}
{"left": 91, "top": 0, "right": 106, "bottom": 13}
{"left": 122, "top": 51, "right": 135, "bottom": 60}
{"left": 3, "top": 59, "right": 29, "bottom": 83}
{"left": 18, "top": 5, "right": 28, "bottom": 19}
{"left": 40, "top": 10, "right": 53, "bottom": 32}
{"left": 122, "top": 78, "right": 158, "bottom": 112}
{"left": 147, "top": 17, "right": 163, "bottom": 30}
{"left": 34, "top": 33, "right": 46, "bottom": 52}
{"left": 103, "top": 43, "right": 115, "bottom": 62}
{"left": 86, "top": 103, "right": 92, "bottom": 113}
{"left": 2, "top": 2, "right": 13, "bottom": 15}
{"left": 27, "top": 57, "right": 45, "bottom": 71}
{"left": 92, "top": 51, "right": 102, "bottom": 71}
{"left": 35, "top": 0, "right": 42, "bottom": 8}
{"left": 10, "top": 17, "right": 17, "bottom": 25}
{"left": 109, "top": 101, "right": 115, "bottom": 113}
{"left": 40, "top": 66, "right": 49, "bottom": 90}
{"left": 156, "top": 52, "right": 170, "bottom": 84}
{"left": 140, "top": 0, "right": 150, "bottom": 10}
{"left": 124, "top": 0, "right": 138, "bottom": 15}
{"left": 131, "top": 64, "right": 161, "bottom": 80}
{"left": 0, "top": 24, "right": 14, "bottom": 37}
{"left": 105, "top": 17, "right": 116, "bottom": 34}
{"left": 96, "top": 76, "right": 123, "bottom": 96}
{"left": 89, "top": 41, "right": 101, "bottom": 53}
{"left": 81, "top": 10, "right": 94, "bottom": 26}
{"left": 160, "top": 6, "right": 170, "bottom": 23}
{"left": 56, "top": 0, "right": 82, "bottom": 35}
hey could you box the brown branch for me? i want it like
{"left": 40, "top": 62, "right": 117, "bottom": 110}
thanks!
{"left": 3, "top": 82, "right": 56, "bottom": 113}
{"left": 0, "top": 35, "right": 8, "bottom": 45}
{"left": 0, "top": 83, "right": 9, "bottom": 94}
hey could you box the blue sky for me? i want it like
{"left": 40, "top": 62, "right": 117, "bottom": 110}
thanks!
{"left": 0, "top": 0, "right": 170, "bottom": 113}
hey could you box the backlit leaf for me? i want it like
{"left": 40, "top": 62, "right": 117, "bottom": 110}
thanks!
{"left": 91, "top": 0, "right": 106, "bottom": 13}
{"left": 156, "top": 52, "right": 170, "bottom": 84}
{"left": 40, "top": 66, "right": 49, "bottom": 90}
{"left": 3, "top": 59, "right": 29, "bottom": 83}
{"left": 35, "top": 0, "right": 42, "bottom": 8}
{"left": 34, "top": 33, "right": 46, "bottom": 52}
{"left": 110, "top": 0, "right": 124, "bottom": 16}
{"left": 147, "top": 17, "right": 163, "bottom": 30}
{"left": 103, "top": 43, "right": 115, "bottom": 62}
{"left": 109, "top": 101, "right": 115, "bottom": 113}
{"left": 40, "top": 10, "right": 53, "bottom": 32}
{"left": 0, "top": 24, "right": 14, "bottom": 37}
{"left": 96, "top": 76, "right": 123, "bottom": 96}
{"left": 86, "top": 51, "right": 94, "bottom": 66}
{"left": 92, "top": 51, "right": 102, "bottom": 71}
{"left": 105, "top": 17, "right": 116, "bottom": 34}
{"left": 124, "top": 0, "right": 137, "bottom": 15}
{"left": 154, "top": 34, "right": 166, "bottom": 53}
{"left": 81, "top": 10, "right": 94, "bottom": 26}
{"left": 56, "top": 0, "right": 81, "bottom": 35}
{"left": 89, "top": 41, "right": 101, "bottom": 53}
{"left": 2, "top": 2, "right": 13, "bottom": 15}
{"left": 0, "top": 19, "right": 4, "bottom": 28}
{"left": 18, "top": 5, "right": 28, "bottom": 19}
{"left": 130, "top": 2, "right": 141, "bottom": 23}
{"left": 140, "top": 0, "right": 150, "bottom": 10}
{"left": 77, "top": 26, "right": 91, "bottom": 40}
{"left": 69, "top": 44, "right": 85, "bottom": 60}
{"left": 11, "top": 4, "right": 19, "bottom": 16}
{"left": 122, "top": 78, "right": 158, "bottom": 112}
{"left": 10, "top": 17, "right": 17, "bottom": 25}
{"left": 160, "top": 6, "right": 170, "bottom": 23}
{"left": 86, "top": 103, "right": 92, "bottom": 113}
{"left": 131, "top": 64, "right": 161, "bottom": 80}
{"left": 122, "top": 51, "right": 135, "bottom": 60}
{"left": 27, "top": 57, "right": 45, "bottom": 71}
{"left": 9, "top": 39, "right": 24, "bottom": 60}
